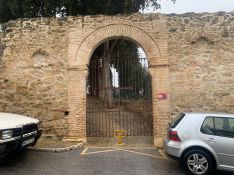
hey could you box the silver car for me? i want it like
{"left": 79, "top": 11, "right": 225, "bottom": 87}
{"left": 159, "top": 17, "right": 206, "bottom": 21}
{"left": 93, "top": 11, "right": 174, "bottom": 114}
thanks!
{"left": 164, "top": 112, "right": 234, "bottom": 175}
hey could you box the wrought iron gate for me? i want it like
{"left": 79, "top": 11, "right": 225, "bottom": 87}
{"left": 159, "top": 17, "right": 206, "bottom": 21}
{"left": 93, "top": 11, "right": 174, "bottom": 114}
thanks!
{"left": 86, "top": 56, "right": 153, "bottom": 137}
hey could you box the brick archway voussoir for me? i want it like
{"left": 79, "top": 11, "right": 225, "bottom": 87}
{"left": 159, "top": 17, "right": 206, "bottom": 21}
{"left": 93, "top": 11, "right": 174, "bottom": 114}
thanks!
{"left": 74, "top": 24, "right": 162, "bottom": 66}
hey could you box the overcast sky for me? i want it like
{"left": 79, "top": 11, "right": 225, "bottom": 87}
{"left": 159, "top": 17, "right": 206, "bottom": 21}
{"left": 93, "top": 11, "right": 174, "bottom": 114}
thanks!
{"left": 142, "top": 0, "right": 234, "bottom": 14}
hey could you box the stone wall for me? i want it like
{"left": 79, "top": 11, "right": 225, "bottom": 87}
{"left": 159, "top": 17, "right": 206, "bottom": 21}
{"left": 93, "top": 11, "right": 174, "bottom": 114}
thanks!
{"left": 0, "top": 12, "right": 233, "bottom": 144}
{"left": 0, "top": 31, "right": 5, "bottom": 69}
{"left": 167, "top": 12, "right": 234, "bottom": 117}
{"left": 0, "top": 19, "right": 69, "bottom": 138}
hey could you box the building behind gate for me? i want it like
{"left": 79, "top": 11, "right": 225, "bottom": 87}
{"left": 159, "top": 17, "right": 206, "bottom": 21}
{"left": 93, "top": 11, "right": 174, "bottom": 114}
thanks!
{"left": 0, "top": 12, "right": 234, "bottom": 146}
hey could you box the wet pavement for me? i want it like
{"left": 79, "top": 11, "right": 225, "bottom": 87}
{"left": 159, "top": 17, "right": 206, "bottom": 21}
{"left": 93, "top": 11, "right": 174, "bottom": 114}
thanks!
{"left": 0, "top": 147, "right": 233, "bottom": 175}
{"left": 32, "top": 137, "right": 83, "bottom": 149}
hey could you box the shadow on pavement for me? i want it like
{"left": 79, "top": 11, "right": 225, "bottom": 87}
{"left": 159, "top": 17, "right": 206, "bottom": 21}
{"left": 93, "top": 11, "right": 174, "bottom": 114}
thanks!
{"left": 0, "top": 149, "right": 28, "bottom": 167}
{"left": 215, "top": 170, "right": 233, "bottom": 175}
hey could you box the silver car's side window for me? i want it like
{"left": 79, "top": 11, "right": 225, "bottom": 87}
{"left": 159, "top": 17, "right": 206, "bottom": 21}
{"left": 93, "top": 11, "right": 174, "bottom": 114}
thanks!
{"left": 214, "top": 117, "right": 234, "bottom": 138}
{"left": 201, "top": 117, "right": 215, "bottom": 135}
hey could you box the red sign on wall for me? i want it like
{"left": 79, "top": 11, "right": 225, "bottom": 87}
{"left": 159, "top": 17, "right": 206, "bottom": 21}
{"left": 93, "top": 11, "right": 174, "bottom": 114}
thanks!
{"left": 157, "top": 93, "right": 167, "bottom": 100}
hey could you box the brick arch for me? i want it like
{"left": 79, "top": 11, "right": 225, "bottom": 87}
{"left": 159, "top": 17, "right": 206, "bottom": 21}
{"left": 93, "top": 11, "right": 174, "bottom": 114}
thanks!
{"left": 67, "top": 23, "right": 170, "bottom": 147}
{"left": 190, "top": 32, "right": 214, "bottom": 44}
{"left": 73, "top": 24, "right": 162, "bottom": 66}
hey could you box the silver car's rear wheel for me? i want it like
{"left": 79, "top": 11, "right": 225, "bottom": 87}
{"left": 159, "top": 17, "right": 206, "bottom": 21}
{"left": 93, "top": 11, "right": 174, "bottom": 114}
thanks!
{"left": 187, "top": 154, "right": 208, "bottom": 174}
{"left": 183, "top": 149, "right": 214, "bottom": 175}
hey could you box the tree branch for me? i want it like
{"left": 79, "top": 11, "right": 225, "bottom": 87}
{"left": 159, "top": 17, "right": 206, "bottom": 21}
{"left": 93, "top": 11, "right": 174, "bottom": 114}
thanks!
{"left": 107, "top": 39, "right": 119, "bottom": 56}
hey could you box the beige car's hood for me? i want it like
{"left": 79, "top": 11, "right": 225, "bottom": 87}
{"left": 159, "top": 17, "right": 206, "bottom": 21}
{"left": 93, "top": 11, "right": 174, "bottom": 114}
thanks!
{"left": 0, "top": 112, "right": 39, "bottom": 130}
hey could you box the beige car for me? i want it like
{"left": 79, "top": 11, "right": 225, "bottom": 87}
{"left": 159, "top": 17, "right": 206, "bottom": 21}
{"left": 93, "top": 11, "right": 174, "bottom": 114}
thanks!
{"left": 164, "top": 112, "right": 234, "bottom": 175}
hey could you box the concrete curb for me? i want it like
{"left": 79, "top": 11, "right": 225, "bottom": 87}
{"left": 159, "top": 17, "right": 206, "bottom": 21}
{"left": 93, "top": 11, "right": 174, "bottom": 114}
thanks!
{"left": 28, "top": 142, "right": 84, "bottom": 153}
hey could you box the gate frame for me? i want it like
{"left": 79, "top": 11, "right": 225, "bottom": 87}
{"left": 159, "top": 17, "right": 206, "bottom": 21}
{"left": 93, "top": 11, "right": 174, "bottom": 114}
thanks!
{"left": 66, "top": 24, "right": 170, "bottom": 147}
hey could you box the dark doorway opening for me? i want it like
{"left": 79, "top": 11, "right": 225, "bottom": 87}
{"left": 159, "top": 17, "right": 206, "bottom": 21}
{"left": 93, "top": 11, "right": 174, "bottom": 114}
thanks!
{"left": 86, "top": 39, "right": 153, "bottom": 139}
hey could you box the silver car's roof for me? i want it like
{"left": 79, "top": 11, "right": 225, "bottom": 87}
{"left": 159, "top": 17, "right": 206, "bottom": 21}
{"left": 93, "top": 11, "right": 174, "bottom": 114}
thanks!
{"left": 183, "top": 112, "right": 234, "bottom": 118}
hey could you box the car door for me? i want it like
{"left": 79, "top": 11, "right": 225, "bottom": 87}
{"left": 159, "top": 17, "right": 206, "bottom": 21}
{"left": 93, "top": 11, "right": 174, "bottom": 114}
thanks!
{"left": 199, "top": 116, "right": 234, "bottom": 168}
{"left": 212, "top": 117, "right": 234, "bottom": 168}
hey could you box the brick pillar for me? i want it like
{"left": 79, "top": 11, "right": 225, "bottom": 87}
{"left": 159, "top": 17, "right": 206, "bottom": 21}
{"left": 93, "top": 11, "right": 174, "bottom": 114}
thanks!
{"left": 150, "top": 65, "right": 171, "bottom": 147}
{"left": 64, "top": 65, "right": 88, "bottom": 142}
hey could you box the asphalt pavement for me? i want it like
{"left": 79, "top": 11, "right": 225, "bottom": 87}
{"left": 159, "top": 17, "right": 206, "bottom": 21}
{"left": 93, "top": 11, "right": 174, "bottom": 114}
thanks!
{"left": 0, "top": 148, "right": 232, "bottom": 175}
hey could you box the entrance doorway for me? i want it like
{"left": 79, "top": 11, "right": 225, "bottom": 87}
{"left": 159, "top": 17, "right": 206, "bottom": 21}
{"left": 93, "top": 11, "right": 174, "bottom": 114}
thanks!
{"left": 86, "top": 39, "right": 153, "bottom": 144}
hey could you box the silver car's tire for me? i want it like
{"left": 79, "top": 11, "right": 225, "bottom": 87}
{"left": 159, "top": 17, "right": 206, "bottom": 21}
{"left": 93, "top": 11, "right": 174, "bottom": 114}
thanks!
{"left": 182, "top": 149, "right": 214, "bottom": 175}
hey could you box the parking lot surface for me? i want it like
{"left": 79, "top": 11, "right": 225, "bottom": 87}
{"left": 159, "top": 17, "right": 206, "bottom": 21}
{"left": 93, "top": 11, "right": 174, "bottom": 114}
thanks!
{"left": 0, "top": 147, "right": 232, "bottom": 175}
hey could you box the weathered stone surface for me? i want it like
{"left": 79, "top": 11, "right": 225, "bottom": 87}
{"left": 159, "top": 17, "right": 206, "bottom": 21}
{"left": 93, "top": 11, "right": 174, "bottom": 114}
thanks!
{"left": 0, "top": 12, "right": 233, "bottom": 145}
{"left": 167, "top": 12, "right": 234, "bottom": 117}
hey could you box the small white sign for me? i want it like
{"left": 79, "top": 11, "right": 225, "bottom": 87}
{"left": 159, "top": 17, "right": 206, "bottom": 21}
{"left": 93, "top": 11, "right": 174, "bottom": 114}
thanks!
{"left": 22, "top": 138, "right": 35, "bottom": 146}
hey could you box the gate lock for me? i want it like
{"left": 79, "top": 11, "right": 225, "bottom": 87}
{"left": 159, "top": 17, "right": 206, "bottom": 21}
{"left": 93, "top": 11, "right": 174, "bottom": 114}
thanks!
{"left": 114, "top": 130, "right": 127, "bottom": 146}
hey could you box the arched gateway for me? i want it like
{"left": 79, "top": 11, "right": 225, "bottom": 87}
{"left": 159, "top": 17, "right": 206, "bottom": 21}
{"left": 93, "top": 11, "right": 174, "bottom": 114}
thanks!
{"left": 67, "top": 21, "right": 170, "bottom": 147}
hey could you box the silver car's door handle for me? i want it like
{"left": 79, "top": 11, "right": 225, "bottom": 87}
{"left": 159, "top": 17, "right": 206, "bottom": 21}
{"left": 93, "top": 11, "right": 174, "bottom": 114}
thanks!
{"left": 206, "top": 138, "right": 216, "bottom": 142}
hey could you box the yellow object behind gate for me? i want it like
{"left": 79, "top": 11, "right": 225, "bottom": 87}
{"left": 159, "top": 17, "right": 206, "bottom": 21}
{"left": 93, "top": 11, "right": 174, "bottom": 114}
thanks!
{"left": 114, "top": 130, "right": 127, "bottom": 145}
